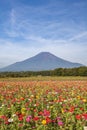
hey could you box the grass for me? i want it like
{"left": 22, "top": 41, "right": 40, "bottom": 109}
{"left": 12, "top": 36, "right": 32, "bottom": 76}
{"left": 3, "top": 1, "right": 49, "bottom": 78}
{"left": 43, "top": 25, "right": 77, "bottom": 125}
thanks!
{"left": 0, "top": 76, "right": 87, "bottom": 82}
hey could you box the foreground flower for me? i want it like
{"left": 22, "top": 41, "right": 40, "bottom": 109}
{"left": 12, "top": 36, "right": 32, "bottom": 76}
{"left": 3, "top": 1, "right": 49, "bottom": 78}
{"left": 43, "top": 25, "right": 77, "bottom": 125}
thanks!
{"left": 33, "top": 116, "right": 39, "bottom": 121}
{"left": 42, "top": 120, "right": 46, "bottom": 125}
{"left": 8, "top": 118, "right": 13, "bottom": 122}
{"left": 18, "top": 114, "right": 24, "bottom": 121}
{"left": 84, "top": 126, "right": 87, "bottom": 130}
{"left": 82, "top": 99, "right": 87, "bottom": 103}
{"left": 26, "top": 115, "right": 32, "bottom": 122}
{"left": 46, "top": 117, "right": 51, "bottom": 124}
{"left": 76, "top": 114, "right": 82, "bottom": 120}
{"left": 58, "top": 121, "right": 63, "bottom": 126}
{"left": 21, "top": 107, "right": 26, "bottom": 114}
{"left": 82, "top": 113, "right": 87, "bottom": 120}
{"left": 43, "top": 109, "right": 50, "bottom": 117}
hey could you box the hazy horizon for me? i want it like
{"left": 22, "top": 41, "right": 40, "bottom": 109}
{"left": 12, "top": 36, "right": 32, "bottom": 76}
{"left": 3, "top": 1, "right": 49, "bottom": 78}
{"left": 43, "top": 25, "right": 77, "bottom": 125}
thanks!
{"left": 0, "top": 0, "right": 87, "bottom": 68}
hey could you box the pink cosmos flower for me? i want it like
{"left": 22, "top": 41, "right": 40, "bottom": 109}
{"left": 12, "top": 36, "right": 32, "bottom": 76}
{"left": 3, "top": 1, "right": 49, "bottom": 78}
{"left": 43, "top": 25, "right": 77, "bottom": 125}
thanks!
{"left": 26, "top": 115, "right": 32, "bottom": 122}
{"left": 43, "top": 109, "right": 50, "bottom": 117}
{"left": 58, "top": 121, "right": 63, "bottom": 126}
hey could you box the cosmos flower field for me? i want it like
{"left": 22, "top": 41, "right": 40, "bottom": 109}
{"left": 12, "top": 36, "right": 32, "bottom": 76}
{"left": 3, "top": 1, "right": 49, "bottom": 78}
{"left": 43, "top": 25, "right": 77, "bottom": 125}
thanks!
{"left": 0, "top": 78, "right": 87, "bottom": 130}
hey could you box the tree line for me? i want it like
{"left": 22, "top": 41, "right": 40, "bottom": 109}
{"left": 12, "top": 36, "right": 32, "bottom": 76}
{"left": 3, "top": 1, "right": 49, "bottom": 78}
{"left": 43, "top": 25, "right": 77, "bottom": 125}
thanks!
{"left": 0, "top": 66, "right": 87, "bottom": 78}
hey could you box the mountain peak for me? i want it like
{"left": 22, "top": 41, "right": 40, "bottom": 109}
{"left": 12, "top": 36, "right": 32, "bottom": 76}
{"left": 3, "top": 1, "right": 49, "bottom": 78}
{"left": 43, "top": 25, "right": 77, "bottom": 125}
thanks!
{"left": 38, "top": 52, "right": 51, "bottom": 54}
{"left": 0, "top": 52, "right": 83, "bottom": 72}
{"left": 36, "top": 52, "right": 54, "bottom": 56}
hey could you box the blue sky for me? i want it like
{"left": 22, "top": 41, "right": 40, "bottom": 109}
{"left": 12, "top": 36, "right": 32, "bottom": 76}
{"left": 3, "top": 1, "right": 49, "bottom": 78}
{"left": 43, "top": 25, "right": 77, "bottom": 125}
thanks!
{"left": 0, "top": 0, "right": 87, "bottom": 67}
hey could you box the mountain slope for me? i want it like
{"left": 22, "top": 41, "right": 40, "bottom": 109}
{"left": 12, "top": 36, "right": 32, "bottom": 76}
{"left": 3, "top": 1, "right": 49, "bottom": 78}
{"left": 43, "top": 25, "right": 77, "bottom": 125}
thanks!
{"left": 0, "top": 52, "right": 83, "bottom": 71}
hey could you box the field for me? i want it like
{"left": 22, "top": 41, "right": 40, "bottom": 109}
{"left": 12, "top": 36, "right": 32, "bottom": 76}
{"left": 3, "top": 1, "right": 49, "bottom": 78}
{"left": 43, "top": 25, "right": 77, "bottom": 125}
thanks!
{"left": 0, "top": 77, "right": 87, "bottom": 130}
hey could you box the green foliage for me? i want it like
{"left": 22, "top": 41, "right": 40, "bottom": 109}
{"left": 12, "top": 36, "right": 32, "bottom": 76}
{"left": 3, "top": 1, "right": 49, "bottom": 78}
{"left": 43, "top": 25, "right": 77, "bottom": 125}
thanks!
{"left": 0, "top": 66, "right": 87, "bottom": 78}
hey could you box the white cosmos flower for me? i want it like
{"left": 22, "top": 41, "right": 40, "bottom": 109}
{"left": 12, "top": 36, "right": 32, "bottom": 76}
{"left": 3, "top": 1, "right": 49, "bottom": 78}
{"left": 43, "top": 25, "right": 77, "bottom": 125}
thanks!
{"left": 8, "top": 118, "right": 13, "bottom": 122}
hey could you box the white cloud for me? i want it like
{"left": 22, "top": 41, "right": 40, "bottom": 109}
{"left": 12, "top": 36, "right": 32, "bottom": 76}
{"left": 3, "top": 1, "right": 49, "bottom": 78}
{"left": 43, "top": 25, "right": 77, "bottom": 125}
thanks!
{"left": 68, "top": 31, "right": 87, "bottom": 42}
{"left": 0, "top": 34, "right": 87, "bottom": 68}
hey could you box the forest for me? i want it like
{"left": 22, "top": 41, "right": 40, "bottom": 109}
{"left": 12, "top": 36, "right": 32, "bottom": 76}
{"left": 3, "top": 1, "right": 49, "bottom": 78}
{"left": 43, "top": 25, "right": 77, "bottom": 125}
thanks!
{"left": 0, "top": 66, "right": 87, "bottom": 78}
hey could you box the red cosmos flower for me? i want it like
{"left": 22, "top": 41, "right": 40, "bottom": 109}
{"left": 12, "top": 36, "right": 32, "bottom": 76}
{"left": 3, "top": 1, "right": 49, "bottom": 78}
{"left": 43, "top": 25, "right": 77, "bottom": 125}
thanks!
{"left": 76, "top": 114, "right": 82, "bottom": 120}
{"left": 20, "top": 97, "right": 24, "bottom": 101}
{"left": 52, "top": 119, "right": 56, "bottom": 123}
{"left": 5, "top": 120, "right": 10, "bottom": 125}
{"left": 18, "top": 117, "right": 23, "bottom": 121}
{"left": 0, "top": 116, "right": 9, "bottom": 125}
{"left": 46, "top": 117, "right": 52, "bottom": 124}
{"left": 82, "top": 113, "right": 87, "bottom": 120}
{"left": 38, "top": 111, "right": 43, "bottom": 116}
{"left": 36, "top": 103, "right": 39, "bottom": 106}
{"left": 19, "top": 123, "right": 23, "bottom": 127}
{"left": 18, "top": 114, "right": 24, "bottom": 121}
{"left": 33, "top": 116, "right": 40, "bottom": 121}
{"left": 80, "top": 107, "right": 84, "bottom": 111}
{"left": 0, "top": 115, "right": 7, "bottom": 119}
{"left": 69, "top": 107, "right": 75, "bottom": 113}
{"left": 34, "top": 109, "right": 37, "bottom": 112}
{"left": 0, "top": 115, "right": 10, "bottom": 125}
{"left": 43, "top": 109, "right": 50, "bottom": 117}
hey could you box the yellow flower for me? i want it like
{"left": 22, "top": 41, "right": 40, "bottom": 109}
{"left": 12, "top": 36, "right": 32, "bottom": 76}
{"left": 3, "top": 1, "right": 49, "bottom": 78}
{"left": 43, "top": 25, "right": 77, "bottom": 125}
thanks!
{"left": 21, "top": 108, "right": 26, "bottom": 114}
{"left": 36, "top": 95, "right": 39, "bottom": 99}
{"left": 83, "top": 99, "right": 87, "bottom": 102}
{"left": 61, "top": 108, "right": 64, "bottom": 113}
{"left": 21, "top": 108, "right": 26, "bottom": 111}
{"left": 77, "top": 96, "right": 80, "bottom": 99}
{"left": 50, "top": 106, "right": 53, "bottom": 109}
{"left": 31, "top": 95, "right": 34, "bottom": 98}
{"left": 42, "top": 120, "right": 46, "bottom": 125}
{"left": 0, "top": 96, "right": 3, "bottom": 100}
{"left": 72, "top": 92, "right": 74, "bottom": 96}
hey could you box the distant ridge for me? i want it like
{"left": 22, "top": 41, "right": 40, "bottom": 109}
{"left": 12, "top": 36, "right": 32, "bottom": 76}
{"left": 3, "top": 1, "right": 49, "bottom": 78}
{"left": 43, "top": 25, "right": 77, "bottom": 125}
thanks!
{"left": 0, "top": 52, "right": 83, "bottom": 72}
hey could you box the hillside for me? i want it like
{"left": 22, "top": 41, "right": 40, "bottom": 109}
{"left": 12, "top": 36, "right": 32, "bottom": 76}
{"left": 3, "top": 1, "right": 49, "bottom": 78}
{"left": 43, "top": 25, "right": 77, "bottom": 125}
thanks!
{"left": 0, "top": 52, "right": 83, "bottom": 72}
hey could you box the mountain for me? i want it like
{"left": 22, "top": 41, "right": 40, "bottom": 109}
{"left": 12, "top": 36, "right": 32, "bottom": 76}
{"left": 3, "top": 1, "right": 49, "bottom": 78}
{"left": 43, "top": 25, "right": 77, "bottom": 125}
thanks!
{"left": 0, "top": 52, "right": 83, "bottom": 72}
